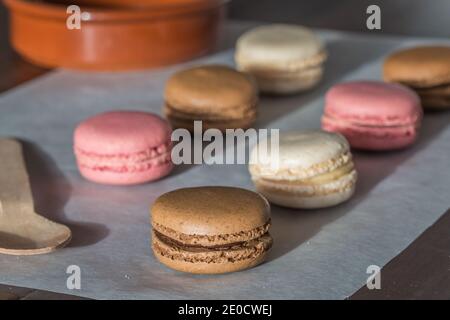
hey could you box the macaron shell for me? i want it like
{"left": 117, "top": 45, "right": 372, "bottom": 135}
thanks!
{"left": 235, "top": 24, "right": 326, "bottom": 72}
{"left": 74, "top": 111, "right": 172, "bottom": 155}
{"left": 164, "top": 65, "right": 257, "bottom": 111}
{"left": 383, "top": 46, "right": 450, "bottom": 88}
{"left": 153, "top": 243, "right": 269, "bottom": 274}
{"left": 324, "top": 81, "right": 422, "bottom": 126}
{"left": 151, "top": 186, "right": 270, "bottom": 238}
{"left": 250, "top": 130, "right": 351, "bottom": 180}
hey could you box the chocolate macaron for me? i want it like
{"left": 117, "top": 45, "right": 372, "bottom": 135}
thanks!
{"left": 383, "top": 46, "right": 450, "bottom": 110}
{"left": 151, "top": 186, "right": 272, "bottom": 274}
{"left": 164, "top": 65, "right": 258, "bottom": 131}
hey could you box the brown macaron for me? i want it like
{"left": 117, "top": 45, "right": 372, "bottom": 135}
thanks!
{"left": 163, "top": 65, "right": 258, "bottom": 131}
{"left": 415, "top": 84, "right": 450, "bottom": 110}
{"left": 383, "top": 46, "right": 450, "bottom": 110}
{"left": 151, "top": 186, "right": 272, "bottom": 274}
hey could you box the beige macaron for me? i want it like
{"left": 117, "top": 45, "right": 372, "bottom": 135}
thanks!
{"left": 164, "top": 65, "right": 258, "bottom": 131}
{"left": 249, "top": 130, "right": 357, "bottom": 209}
{"left": 151, "top": 186, "right": 273, "bottom": 274}
{"left": 235, "top": 24, "right": 327, "bottom": 95}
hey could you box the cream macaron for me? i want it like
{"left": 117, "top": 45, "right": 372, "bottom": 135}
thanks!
{"left": 249, "top": 130, "right": 357, "bottom": 209}
{"left": 235, "top": 24, "right": 327, "bottom": 95}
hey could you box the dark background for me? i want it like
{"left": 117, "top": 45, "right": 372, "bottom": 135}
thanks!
{"left": 1, "top": 0, "right": 449, "bottom": 68}
{"left": 228, "top": 0, "right": 450, "bottom": 37}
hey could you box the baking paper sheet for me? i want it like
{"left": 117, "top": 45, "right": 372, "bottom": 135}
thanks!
{"left": 0, "top": 22, "right": 449, "bottom": 299}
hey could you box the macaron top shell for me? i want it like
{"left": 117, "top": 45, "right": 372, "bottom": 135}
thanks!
{"left": 74, "top": 111, "right": 171, "bottom": 155}
{"left": 164, "top": 65, "right": 257, "bottom": 111}
{"left": 324, "top": 81, "right": 422, "bottom": 126}
{"left": 250, "top": 130, "right": 351, "bottom": 180}
{"left": 383, "top": 46, "right": 450, "bottom": 87}
{"left": 151, "top": 186, "right": 270, "bottom": 237}
{"left": 236, "top": 24, "right": 326, "bottom": 70}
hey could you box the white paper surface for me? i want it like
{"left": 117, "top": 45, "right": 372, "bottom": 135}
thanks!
{"left": 0, "top": 22, "right": 449, "bottom": 299}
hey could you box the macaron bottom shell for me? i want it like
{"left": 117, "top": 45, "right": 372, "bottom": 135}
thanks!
{"left": 78, "top": 160, "right": 173, "bottom": 185}
{"left": 252, "top": 164, "right": 357, "bottom": 209}
{"left": 322, "top": 116, "right": 419, "bottom": 151}
{"left": 164, "top": 104, "right": 257, "bottom": 131}
{"left": 416, "top": 84, "right": 450, "bottom": 110}
{"left": 152, "top": 231, "right": 272, "bottom": 274}
{"left": 421, "top": 97, "right": 450, "bottom": 110}
{"left": 255, "top": 181, "right": 355, "bottom": 209}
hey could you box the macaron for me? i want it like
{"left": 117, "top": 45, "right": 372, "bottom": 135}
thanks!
{"left": 164, "top": 65, "right": 258, "bottom": 131}
{"left": 416, "top": 84, "right": 450, "bottom": 110}
{"left": 151, "top": 186, "right": 272, "bottom": 274}
{"left": 249, "top": 130, "right": 357, "bottom": 209}
{"left": 235, "top": 24, "right": 327, "bottom": 95}
{"left": 321, "top": 81, "right": 423, "bottom": 151}
{"left": 74, "top": 110, "right": 173, "bottom": 185}
{"left": 383, "top": 46, "right": 450, "bottom": 110}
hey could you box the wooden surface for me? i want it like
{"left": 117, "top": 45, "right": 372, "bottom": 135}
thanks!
{"left": 350, "top": 209, "right": 450, "bottom": 300}
{"left": 0, "top": 284, "right": 86, "bottom": 300}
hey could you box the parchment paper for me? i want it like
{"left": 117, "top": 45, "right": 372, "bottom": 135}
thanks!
{"left": 0, "top": 22, "right": 449, "bottom": 299}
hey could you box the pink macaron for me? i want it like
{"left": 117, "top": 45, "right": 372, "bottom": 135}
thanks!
{"left": 321, "top": 80, "right": 422, "bottom": 151}
{"left": 74, "top": 111, "right": 173, "bottom": 185}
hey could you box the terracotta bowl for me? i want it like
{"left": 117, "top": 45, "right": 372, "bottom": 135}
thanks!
{"left": 4, "top": 0, "right": 228, "bottom": 71}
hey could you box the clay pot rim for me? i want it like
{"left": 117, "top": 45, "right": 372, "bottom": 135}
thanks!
{"left": 4, "top": 0, "right": 230, "bottom": 21}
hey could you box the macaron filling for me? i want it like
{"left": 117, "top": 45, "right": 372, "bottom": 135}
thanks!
{"left": 251, "top": 151, "right": 353, "bottom": 181}
{"left": 152, "top": 220, "right": 271, "bottom": 247}
{"left": 164, "top": 103, "right": 257, "bottom": 121}
{"left": 254, "top": 162, "right": 357, "bottom": 197}
{"left": 152, "top": 230, "right": 272, "bottom": 264}
{"left": 270, "top": 161, "right": 355, "bottom": 185}
{"left": 75, "top": 141, "right": 172, "bottom": 173}
{"left": 238, "top": 50, "right": 327, "bottom": 74}
{"left": 322, "top": 113, "right": 420, "bottom": 147}
{"left": 416, "top": 84, "right": 450, "bottom": 108}
{"left": 322, "top": 113, "right": 419, "bottom": 134}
